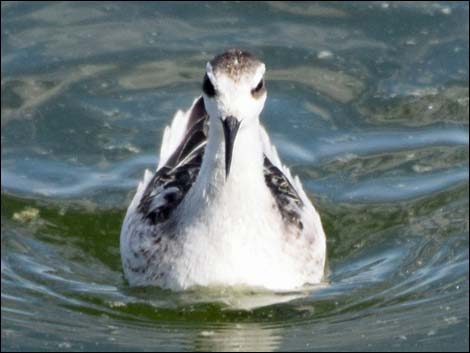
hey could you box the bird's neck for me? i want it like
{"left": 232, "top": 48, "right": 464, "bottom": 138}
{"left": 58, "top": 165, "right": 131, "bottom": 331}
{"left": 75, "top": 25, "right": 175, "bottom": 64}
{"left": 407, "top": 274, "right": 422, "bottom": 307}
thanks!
{"left": 191, "top": 119, "right": 266, "bottom": 203}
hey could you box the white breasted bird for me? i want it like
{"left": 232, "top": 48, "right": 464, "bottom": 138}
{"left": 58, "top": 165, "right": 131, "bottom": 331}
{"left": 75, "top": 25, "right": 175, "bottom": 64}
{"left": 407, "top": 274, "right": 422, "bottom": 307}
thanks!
{"left": 120, "top": 49, "right": 326, "bottom": 291}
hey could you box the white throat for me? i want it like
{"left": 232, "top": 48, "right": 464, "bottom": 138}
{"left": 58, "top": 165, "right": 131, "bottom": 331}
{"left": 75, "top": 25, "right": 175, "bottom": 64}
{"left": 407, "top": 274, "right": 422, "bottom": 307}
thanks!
{"left": 190, "top": 116, "right": 266, "bottom": 204}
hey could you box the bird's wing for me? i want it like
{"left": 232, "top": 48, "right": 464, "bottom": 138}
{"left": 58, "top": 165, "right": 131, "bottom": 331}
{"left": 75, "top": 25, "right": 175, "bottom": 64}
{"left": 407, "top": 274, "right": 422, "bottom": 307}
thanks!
{"left": 259, "top": 125, "right": 318, "bottom": 231}
{"left": 134, "top": 97, "right": 209, "bottom": 225}
{"left": 158, "top": 97, "right": 208, "bottom": 170}
{"left": 260, "top": 125, "right": 326, "bottom": 283}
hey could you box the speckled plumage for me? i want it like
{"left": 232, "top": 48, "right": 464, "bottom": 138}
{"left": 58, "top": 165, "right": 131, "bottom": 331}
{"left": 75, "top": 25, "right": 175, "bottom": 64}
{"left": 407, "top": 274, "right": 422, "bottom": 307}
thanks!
{"left": 210, "top": 49, "right": 261, "bottom": 80}
{"left": 120, "top": 50, "right": 326, "bottom": 291}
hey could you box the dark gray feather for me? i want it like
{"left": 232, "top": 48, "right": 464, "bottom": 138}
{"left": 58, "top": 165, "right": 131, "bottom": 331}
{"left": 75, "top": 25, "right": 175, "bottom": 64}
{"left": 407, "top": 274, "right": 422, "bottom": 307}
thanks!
{"left": 137, "top": 97, "right": 208, "bottom": 225}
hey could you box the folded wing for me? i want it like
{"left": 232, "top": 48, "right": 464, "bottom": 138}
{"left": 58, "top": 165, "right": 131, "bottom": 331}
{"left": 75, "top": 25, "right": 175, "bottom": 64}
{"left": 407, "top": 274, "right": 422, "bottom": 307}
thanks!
{"left": 136, "top": 97, "right": 209, "bottom": 225}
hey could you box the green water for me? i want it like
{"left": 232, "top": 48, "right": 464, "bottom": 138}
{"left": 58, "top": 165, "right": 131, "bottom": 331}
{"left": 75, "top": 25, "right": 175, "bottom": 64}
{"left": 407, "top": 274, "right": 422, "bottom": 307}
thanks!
{"left": 1, "top": 2, "right": 469, "bottom": 351}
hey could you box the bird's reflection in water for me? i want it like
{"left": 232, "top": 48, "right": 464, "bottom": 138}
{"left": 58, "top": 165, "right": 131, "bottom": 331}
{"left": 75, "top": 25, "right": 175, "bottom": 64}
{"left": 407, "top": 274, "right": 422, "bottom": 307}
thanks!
{"left": 193, "top": 322, "right": 281, "bottom": 352}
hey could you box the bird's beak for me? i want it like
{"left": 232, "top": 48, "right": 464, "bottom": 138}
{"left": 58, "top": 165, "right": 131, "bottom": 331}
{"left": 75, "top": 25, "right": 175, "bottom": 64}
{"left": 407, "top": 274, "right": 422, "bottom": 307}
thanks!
{"left": 221, "top": 116, "right": 240, "bottom": 179}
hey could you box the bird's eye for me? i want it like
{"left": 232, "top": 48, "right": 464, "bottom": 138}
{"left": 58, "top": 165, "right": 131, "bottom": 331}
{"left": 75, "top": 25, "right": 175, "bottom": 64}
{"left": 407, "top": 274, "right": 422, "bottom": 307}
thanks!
{"left": 251, "top": 79, "right": 265, "bottom": 97}
{"left": 202, "top": 74, "right": 216, "bottom": 97}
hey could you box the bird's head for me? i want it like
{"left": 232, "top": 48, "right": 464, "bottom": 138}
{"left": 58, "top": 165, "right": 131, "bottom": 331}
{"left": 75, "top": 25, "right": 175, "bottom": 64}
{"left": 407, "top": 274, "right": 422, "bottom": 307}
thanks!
{"left": 202, "top": 49, "right": 267, "bottom": 178}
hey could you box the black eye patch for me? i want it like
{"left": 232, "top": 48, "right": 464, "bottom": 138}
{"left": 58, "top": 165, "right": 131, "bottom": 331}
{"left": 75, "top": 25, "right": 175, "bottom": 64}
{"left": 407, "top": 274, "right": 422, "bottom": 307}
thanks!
{"left": 251, "top": 79, "right": 265, "bottom": 97}
{"left": 202, "top": 74, "right": 216, "bottom": 97}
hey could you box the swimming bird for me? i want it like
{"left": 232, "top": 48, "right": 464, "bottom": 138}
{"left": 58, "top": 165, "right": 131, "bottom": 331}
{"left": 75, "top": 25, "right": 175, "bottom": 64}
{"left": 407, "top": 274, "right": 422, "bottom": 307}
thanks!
{"left": 120, "top": 49, "right": 326, "bottom": 291}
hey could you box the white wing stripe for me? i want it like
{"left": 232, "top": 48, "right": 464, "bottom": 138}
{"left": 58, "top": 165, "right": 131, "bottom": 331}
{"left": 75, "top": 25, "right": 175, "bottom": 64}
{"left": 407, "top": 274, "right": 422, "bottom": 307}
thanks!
{"left": 260, "top": 125, "right": 311, "bottom": 207}
{"left": 157, "top": 98, "right": 202, "bottom": 170}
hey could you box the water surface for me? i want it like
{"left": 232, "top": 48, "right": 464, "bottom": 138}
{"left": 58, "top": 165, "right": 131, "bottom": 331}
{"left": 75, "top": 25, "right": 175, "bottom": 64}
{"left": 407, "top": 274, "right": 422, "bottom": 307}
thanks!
{"left": 1, "top": 2, "right": 469, "bottom": 351}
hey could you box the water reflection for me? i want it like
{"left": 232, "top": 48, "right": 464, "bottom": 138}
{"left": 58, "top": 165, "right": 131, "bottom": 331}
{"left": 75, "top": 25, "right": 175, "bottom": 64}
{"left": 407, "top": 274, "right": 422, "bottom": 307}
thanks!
{"left": 194, "top": 323, "right": 281, "bottom": 352}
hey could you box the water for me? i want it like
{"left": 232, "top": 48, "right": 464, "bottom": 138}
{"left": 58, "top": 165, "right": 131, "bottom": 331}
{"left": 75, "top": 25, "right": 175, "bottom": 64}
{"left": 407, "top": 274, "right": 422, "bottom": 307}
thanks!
{"left": 1, "top": 1, "right": 469, "bottom": 351}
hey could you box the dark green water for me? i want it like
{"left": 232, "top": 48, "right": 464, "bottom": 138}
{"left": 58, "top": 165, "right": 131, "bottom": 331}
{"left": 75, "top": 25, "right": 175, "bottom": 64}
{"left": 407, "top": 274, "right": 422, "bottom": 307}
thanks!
{"left": 1, "top": 2, "right": 469, "bottom": 351}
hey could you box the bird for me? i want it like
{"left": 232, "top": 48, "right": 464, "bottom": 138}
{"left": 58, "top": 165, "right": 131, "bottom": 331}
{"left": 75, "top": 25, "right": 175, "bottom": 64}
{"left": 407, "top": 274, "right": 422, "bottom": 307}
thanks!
{"left": 120, "top": 49, "right": 326, "bottom": 291}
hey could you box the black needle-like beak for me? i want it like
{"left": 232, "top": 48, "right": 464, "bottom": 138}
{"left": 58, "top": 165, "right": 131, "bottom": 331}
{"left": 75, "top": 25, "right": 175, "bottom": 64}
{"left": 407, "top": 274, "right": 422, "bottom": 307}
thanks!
{"left": 221, "top": 116, "right": 240, "bottom": 179}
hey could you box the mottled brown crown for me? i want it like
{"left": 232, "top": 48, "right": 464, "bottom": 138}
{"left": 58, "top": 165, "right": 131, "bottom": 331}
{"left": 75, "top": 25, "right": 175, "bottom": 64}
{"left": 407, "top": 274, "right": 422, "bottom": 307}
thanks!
{"left": 209, "top": 49, "right": 262, "bottom": 80}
